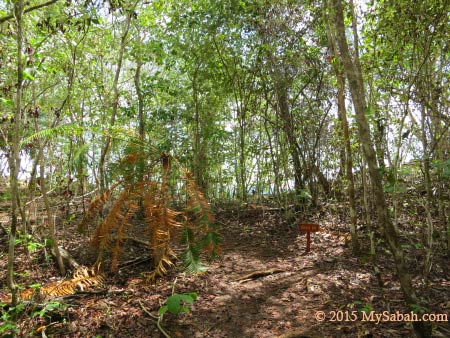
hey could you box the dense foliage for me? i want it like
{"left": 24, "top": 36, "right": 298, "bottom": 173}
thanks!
{"left": 0, "top": 1, "right": 449, "bottom": 337}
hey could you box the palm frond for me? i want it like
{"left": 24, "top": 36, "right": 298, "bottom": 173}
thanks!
{"left": 183, "top": 244, "right": 208, "bottom": 273}
{"left": 92, "top": 188, "right": 131, "bottom": 263}
{"left": 71, "top": 143, "right": 90, "bottom": 171}
{"left": 111, "top": 201, "right": 139, "bottom": 272}
{"left": 20, "top": 122, "right": 83, "bottom": 146}
{"left": 77, "top": 181, "right": 122, "bottom": 233}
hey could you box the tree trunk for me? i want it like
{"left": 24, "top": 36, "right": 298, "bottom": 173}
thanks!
{"left": 7, "top": 0, "right": 25, "bottom": 306}
{"left": 134, "top": 31, "right": 145, "bottom": 143}
{"left": 33, "top": 117, "right": 66, "bottom": 275}
{"left": 134, "top": 30, "right": 145, "bottom": 186}
{"left": 420, "top": 111, "right": 433, "bottom": 284}
{"left": 39, "top": 151, "right": 66, "bottom": 275}
{"left": 331, "top": 0, "right": 431, "bottom": 336}
{"left": 99, "top": 10, "right": 133, "bottom": 192}
{"left": 334, "top": 64, "right": 359, "bottom": 255}
{"left": 274, "top": 79, "right": 304, "bottom": 197}
{"left": 325, "top": 2, "right": 359, "bottom": 255}
{"left": 192, "top": 64, "right": 207, "bottom": 190}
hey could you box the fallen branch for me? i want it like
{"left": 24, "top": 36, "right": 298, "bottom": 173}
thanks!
{"left": 124, "top": 236, "right": 151, "bottom": 247}
{"left": 51, "top": 246, "right": 80, "bottom": 270}
{"left": 118, "top": 256, "right": 153, "bottom": 269}
{"left": 237, "top": 268, "right": 285, "bottom": 283}
{"left": 63, "top": 288, "right": 125, "bottom": 299}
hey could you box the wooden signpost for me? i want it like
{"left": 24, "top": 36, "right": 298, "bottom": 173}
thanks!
{"left": 298, "top": 223, "right": 320, "bottom": 254}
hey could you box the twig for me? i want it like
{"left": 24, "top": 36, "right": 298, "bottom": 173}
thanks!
{"left": 118, "top": 256, "right": 152, "bottom": 268}
{"left": 138, "top": 300, "right": 158, "bottom": 320}
{"left": 157, "top": 315, "right": 172, "bottom": 338}
{"left": 237, "top": 268, "right": 285, "bottom": 283}
{"left": 25, "top": 187, "right": 56, "bottom": 206}
{"left": 139, "top": 300, "right": 171, "bottom": 338}
{"left": 72, "top": 189, "right": 98, "bottom": 200}
{"left": 123, "top": 236, "right": 151, "bottom": 247}
{"left": 171, "top": 277, "right": 177, "bottom": 295}
{"left": 437, "top": 324, "right": 450, "bottom": 336}
{"left": 70, "top": 288, "right": 127, "bottom": 298}
{"left": 0, "top": 0, "right": 59, "bottom": 24}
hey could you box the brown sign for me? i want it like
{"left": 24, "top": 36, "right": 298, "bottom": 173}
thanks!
{"left": 299, "top": 223, "right": 319, "bottom": 232}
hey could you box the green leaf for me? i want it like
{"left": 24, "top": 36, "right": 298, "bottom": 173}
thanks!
{"left": 158, "top": 305, "right": 169, "bottom": 315}
{"left": 163, "top": 292, "right": 198, "bottom": 315}
{"left": 183, "top": 246, "right": 208, "bottom": 273}
{"left": 22, "top": 71, "right": 35, "bottom": 81}
{"left": 28, "top": 283, "right": 42, "bottom": 290}
{"left": 20, "top": 123, "right": 82, "bottom": 146}
{"left": 0, "top": 98, "right": 13, "bottom": 106}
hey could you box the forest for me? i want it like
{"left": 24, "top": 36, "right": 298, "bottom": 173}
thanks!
{"left": 0, "top": 0, "right": 449, "bottom": 337}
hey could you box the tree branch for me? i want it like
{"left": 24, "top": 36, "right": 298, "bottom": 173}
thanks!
{"left": 0, "top": 0, "right": 59, "bottom": 24}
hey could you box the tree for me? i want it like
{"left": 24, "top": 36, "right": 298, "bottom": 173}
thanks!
{"left": 6, "top": 0, "right": 25, "bottom": 307}
{"left": 324, "top": 4, "right": 360, "bottom": 254}
{"left": 330, "top": 0, "right": 431, "bottom": 336}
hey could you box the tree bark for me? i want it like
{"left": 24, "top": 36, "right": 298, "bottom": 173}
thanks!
{"left": 273, "top": 76, "right": 304, "bottom": 197}
{"left": 0, "top": 0, "right": 59, "bottom": 24}
{"left": 34, "top": 119, "right": 66, "bottom": 275}
{"left": 333, "top": 65, "right": 359, "bottom": 255}
{"left": 99, "top": 10, "right": 133, "bottom": 192}
{"left": 331, "top": 0, "right": 431, "bottom": 336}
{"left": 325, "top": 1, "right": 359, "bottom": 254}
{"left": 7, "top": 0, "right": 25, "bottom": 307}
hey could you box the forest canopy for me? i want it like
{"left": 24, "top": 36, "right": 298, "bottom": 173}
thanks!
{"left": 0, "top": 0, "right": 449, "bottom": 337}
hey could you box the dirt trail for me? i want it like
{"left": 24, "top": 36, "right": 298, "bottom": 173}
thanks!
{"left": 1, "top": 207, "right": 449, "bottom": 337}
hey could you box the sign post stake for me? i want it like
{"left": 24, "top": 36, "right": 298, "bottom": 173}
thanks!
{"left": 305, "top": 230, "right": 311, "bottom": 253}
{"left": 298, "top": 223, "right": 319, "bottom": 255}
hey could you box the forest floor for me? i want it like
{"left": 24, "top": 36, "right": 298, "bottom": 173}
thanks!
{"left": 1, "top": 200, "right": 450, "bottom": 337}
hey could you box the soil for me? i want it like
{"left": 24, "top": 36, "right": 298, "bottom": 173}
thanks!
{"left": 1, "top": 204, "right": 450, "bottom": 338}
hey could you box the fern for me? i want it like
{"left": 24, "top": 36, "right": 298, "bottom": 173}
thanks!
{"left": 111, "top": 201, "right": 139, "bottom": 272}
{"left": 184, "top": 245, "right": 208, "bottom": 273}
{"left": 20, "top": 122, "right": 85, "bottom": 146}
{"left": 92, "top": 187, "right": 131, "bottom": 262}
{"left": 77, "top": 180, "right": 122, "bottom": 233}
{"left": 200, "top": 230, "right": 222, "bottom": 258}
{"left": 181, "top": 227, "right": 207, "bottom": 273}
{"left": 80, "top": 139, "right": 220, "bottom": 281}
{"left": 71, "top": 143, "right": 90, "bottom": 172}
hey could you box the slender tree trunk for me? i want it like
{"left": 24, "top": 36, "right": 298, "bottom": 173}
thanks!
{"left": 192, "top": 65, "right": 205, "bottom": 190}
{"left": 134, "top": 30, "right": 145, "bottom": 187}
{"left": 262, "top": 98, "right": 282, "bottom": 205}
{"left": 274, "top": 80, "right": 304, "bottom": 197}
{"left": 238, "top": 108, "right": 247, "bottom": 202}
{"left": 39, "top": 150, "right": 65, "bottom": 275}
{"left": 134, "top": 31, "right": 145, "bottom": 142}
{"left": 7, "top": 0, "right": 25, "bottom": 306}
{"left": 32, "top": 115, "right": 66, "bottom": 274}
{"left": 334, "top": 65, "right": 360, "bottom": 255}
{"left": 420, "top": 110, "right": 433, "bottom": 283}
{"left": 361, "top": 163, "right": 382, "bottom": 286}
{"left": 99, "top": 11, "right": 133, "bottom": 192}
{"left": 331, "top": 0, "right": 431, "bottom": 336}
{"left": 325, "top": 2, "right": 359, "bottom": 254}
